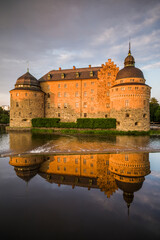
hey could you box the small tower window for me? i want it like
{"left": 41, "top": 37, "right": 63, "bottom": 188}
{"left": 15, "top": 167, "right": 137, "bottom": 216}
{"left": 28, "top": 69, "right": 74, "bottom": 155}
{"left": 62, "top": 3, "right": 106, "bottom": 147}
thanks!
{"left": 47, "top": 93, "right": 50, "bottom": 98}
{"left": 105, "top": 114, "right": 108, "bottom": 118}
{"left": 58, "top": 113, "right": 60, "bottom": 117}
{"left": 16, "top": 102, "right": 19, "bottom": 107}
{"left": 126, "top": 113, "right": 130, "bottom": 118}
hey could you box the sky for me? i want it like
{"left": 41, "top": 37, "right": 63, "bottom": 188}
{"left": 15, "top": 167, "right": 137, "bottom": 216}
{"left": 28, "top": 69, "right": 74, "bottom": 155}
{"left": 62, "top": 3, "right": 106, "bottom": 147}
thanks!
{"left": 0, "top": 0, "right": 160, "bottom": 106}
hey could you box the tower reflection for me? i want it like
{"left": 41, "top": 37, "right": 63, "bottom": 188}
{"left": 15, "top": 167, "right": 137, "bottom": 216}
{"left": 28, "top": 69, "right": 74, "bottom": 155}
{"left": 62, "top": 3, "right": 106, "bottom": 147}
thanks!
{"left": 9, "top": 152, "right": 150, "bottom": 207}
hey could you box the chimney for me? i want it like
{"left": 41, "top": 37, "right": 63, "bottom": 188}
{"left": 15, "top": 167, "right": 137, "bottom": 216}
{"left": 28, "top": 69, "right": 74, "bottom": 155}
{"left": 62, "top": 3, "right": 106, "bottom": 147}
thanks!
{"left": 89, "top": 65, "right": 91, "bottom": 68}
{"left": 73, "top": 66, "right": 76, "bottom": 70}
{"left": 59, "top": 67, "right": 61, "bottom": 71}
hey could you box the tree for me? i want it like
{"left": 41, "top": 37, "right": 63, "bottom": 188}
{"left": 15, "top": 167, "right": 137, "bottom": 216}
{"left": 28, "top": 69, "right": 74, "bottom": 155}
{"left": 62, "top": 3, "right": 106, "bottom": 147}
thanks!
{"left": 150, "top": 97, "right": 159, "bottom": 122}
{"left": 0, "top": 107, "right": 9, "bottom": 124}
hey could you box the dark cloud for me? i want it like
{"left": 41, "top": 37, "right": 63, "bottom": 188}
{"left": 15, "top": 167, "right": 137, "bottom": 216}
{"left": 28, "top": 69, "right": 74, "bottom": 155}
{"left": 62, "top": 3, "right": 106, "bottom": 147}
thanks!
{"left": 0, "top": 0, "right": 160, "bottom": 104}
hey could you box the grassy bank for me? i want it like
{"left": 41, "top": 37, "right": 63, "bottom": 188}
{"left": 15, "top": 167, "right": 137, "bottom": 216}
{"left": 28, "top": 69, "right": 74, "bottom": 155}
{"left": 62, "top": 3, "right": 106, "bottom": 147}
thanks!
{"left": 31, "top": 127, "right": 153, "bottom": 136}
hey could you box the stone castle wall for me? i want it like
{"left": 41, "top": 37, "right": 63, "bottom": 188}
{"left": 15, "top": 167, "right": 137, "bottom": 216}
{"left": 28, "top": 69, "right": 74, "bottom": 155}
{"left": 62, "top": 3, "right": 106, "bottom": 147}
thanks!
{"left": 10, "top": 89, "right": 44, "bottom": 127}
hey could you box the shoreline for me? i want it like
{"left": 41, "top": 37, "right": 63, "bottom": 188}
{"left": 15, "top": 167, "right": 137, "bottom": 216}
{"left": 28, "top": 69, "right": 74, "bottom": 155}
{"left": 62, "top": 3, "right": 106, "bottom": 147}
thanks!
{"left": 6, "top": 126, "right": 160, "bottom": 136}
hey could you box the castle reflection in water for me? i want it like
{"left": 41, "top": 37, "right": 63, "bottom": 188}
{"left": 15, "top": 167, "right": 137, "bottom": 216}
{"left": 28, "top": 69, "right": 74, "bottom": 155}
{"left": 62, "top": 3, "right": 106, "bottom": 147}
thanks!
{"left": 9, "top": 152, "right": 150, "bottom": 211}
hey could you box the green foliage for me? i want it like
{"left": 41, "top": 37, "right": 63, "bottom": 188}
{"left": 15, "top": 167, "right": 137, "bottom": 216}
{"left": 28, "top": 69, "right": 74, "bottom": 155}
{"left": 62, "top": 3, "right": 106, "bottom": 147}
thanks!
{"left": 76, "top": 118, "right": 116, "bottom": 129}
{"left": 0, "top": 107, "right": 9, "bottom": 124}
{"left": 150, "top": 97, "right": 159, "bottom": 122}
{"left": 32, "top": 118, "right": 116, "bottom": 129}
{"left": 155, "top": 107, "right": 160, "bottom": 122}
{"left": 59, "top": 122, "right": 77, "bottom": 128}
{"left": 32, "top": 118, "right": 60, "bottom": 127}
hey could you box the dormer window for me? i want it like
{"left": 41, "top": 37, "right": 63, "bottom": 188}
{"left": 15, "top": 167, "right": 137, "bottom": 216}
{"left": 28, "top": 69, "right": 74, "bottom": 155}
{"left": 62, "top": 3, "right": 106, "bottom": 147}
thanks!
{"left": 90, "top": 71, "right": 93, "bottom": 77}
{"left": 47, "top": 74, "right": 51, "bottom": 80}
{"left": 76, "top": 72, "right": 79, "bottom": 78}
{"left": 61, "top": 73, "right": 65, "bottom": 79}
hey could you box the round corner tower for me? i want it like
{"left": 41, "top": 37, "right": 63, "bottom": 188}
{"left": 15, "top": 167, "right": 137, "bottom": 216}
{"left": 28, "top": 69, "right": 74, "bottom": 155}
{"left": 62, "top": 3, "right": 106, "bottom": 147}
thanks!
{"left": 110, "top": 46, "right": 151, "bottom": 131}
{"left": 10, "top": 71, "right": 45, "bottom": 128}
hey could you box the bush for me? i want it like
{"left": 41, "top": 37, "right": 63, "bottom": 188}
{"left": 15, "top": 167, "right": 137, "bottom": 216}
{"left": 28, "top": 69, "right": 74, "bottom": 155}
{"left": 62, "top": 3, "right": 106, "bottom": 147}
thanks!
{"left": 32, "top": 118, "right": 60, "bottom": 127}
{"left": 32, "top": 118, "right": 116, "bottom": 129}
{"left": 76, "top": 118, "right": 116, "bottom": 129}
{"left": 59, "top": 122, "right": 77, "bottom": 128}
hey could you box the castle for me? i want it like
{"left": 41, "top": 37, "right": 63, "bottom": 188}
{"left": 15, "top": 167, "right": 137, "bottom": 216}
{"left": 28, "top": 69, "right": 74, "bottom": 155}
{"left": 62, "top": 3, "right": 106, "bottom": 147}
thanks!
{"left": 10, "top": 46, "right": 151, "bottom": 131}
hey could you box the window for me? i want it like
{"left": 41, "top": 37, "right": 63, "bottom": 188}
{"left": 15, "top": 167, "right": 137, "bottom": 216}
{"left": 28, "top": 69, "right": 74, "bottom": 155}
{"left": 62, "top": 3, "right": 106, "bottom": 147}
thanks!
{"left": 61, "top": 73, "right": 65, "bottom": 79}
{"left": 64, "top": 103, "right": 67, "bottom": 108}
{"left": 83, "top": 159, "right": 86, "bottom": 165}
{"left": 84, "top": 82, "right": 87, "bottom": 87}
{"left": 63, "top": 158, "right": 66, "bottom": 163}
{"left": 76, "top": 72, "right": 79, "bottom": 78}
{"left": 57, "top": 166, "right": 60, "bottom": 170}
{"left": 91, "top": 97, "right": 94, "bottom": 101}
{"left": 75, "top": 158, "right": 78, "bottom": 164}
{"left": 58, "top": 113, "right": 60, "bottom": 117}
{"left": 84, "top": 91, "right": 87, "bottom": 97}
{"left": 16, "top": 93, "right": 19, "bottom": 96}
{"left": 58, "top": 92, "right": 61, "bottom": 97}
{"left": 84, "top": 102, "right": 87, "bottom": 108}
{"left": 76, "top": 83, "right": 78, "bottom": 88}
{"left": 58, "top": 84, "right": 61, "bottom": 88}
{"left": 120, "top": 80, "right": 123, "bottom": 83}
{"left": 90, "top": 163, "right": 93, "bottom": 167}
{"left": 143, "top": 114, "right": 147, "bottom": 118}
{"left": 58, "top": 103, "right": 61, "bottom": 108}
{"left": 128, "top": 87, "right": 132, "bottom": 90}
{"left": 130, "top": 79, "right": 134, "bottom": 82}
{"left": 64, "top": 84, "right": 67, "bottom": 88}
{"left": 125, "top": 155, "right": 128, "bottom": 161}
{"left": 75, "top": 102, "right": 79, "bottom": 108}
{"left": 48, "top": 103, "right": 50, "bottom": 109}
{"left": 64, "top": 92, "right": 67, "bottom": 97}
{"left": 91, "top": 89, "right": 94, "bottom": 93}
{"left": 84, "top": 113, "right": 87, "bottom": 117}
{"left": 75, "top": 92, "right": 79, "bottom": 97}
{"left": 108, "top": 73, "right": 111, "bottom": 76}
{"left": 90, "top": 72, "right": 94, "bottom": 77}
{"left": 107, "top": 92, "right": 110, "bottom": 96}
{"left": 91, "top": 81, "right": 94, "bottom": 85}
{"left": 106, "top": 104, "right": 110, "bottom": 108}
{"left": 105, "top": 114, "right": 108, "bottom": 118}
{"left": 107, "top": 82, "right": 111, "bottom": 86}
{"left": 135, "top": 122, "right": 138, "bottom": 126}
{"left": 34, "top": 93, "right": 37, "bottom": 97}
{"left": 121, "top": 87, "right": 125, "bottom": 90}
{"left": 135, "top": 87, "right": 139, "bottom": 90}
{"left": 25, "top": 93, "right": 27, "bottom": 96}
{"left": 75, "top": 168, "right": 78, "bottom": 173}
{"left": 126, "top": 113, "right": 130, "bottom": 117}
{"left": 47, "top": 93, "right": 50, "bottom": 98}
{"left": 57, "top": 157, "right": 60, "bottom": 163}
{"left": 47, "top": 85, "right": 50, "bottom": 90}
{"left": 83, "top": 169, "right": 86, "bottom": 173}
{"left": 16, "top": 102, "right": 19, "bottom": 107}
{"left": 125, "top": 100, "right": 129, "bottom": 107}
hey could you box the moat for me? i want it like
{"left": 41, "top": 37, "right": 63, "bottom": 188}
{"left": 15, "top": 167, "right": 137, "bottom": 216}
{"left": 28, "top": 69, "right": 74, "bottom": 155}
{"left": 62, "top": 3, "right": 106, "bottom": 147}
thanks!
{"left": 0, "top": 130, "right": 160, "bottom": 239}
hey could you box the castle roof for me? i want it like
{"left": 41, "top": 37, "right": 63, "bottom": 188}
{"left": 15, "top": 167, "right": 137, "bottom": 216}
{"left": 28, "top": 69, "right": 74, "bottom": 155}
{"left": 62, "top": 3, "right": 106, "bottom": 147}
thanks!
{"left": 16, "top": 71, "right": 40, "bottom": 87}
{"left": 39, "top": 66, "right": 101, "bottom": 82}
{"left": 116, "top": 44, "right": 144, "bottom": 80}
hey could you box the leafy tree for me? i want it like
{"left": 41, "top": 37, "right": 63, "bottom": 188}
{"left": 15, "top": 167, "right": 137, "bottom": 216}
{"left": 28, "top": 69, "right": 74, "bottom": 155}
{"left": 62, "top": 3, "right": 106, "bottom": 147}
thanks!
{"left": 155, "top": 107, "right": 160, "bottom": 122}
{"left": 150, "top": 97, "right": 159, "bottom": 122}
{"left": 0, "top": 107, "right": 9, "bottom": 124}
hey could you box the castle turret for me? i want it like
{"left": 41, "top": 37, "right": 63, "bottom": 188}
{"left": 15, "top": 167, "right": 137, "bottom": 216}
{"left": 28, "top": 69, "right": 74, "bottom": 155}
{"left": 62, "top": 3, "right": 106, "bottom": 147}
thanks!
{"left": 10, "top": 71, "right": 45, "bottom": 127}
{"left": 110, "top": 45, "right": 151, "bottom": 131}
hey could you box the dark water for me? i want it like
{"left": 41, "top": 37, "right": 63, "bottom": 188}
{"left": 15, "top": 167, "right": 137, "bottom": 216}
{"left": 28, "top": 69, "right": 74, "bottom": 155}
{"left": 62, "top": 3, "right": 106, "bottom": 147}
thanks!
{"left": 0, "top": 132, "right": 160, "bottom": 239}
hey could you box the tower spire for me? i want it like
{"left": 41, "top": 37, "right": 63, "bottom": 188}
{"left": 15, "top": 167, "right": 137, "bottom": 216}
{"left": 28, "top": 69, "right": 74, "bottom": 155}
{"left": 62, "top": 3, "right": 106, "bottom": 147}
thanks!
{"left": 128, "top": 41, "right": 131, "bottom": 56}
